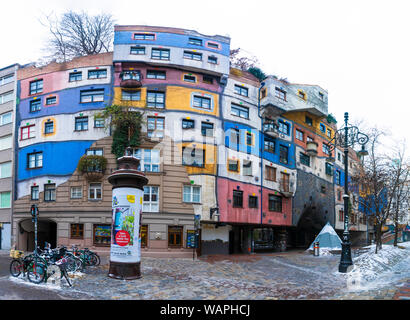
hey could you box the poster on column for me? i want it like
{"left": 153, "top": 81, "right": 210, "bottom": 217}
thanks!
{"left": 110, "top": 187, "right": 143, "bottom": 263}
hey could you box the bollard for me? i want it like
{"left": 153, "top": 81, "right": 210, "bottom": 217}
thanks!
{"left": 313, "top": 241, "right": 320, "bottom": 256}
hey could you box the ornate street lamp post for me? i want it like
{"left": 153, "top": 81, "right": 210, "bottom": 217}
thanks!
{"left": 327, "top": 112, "right": 369, "bottom": 273}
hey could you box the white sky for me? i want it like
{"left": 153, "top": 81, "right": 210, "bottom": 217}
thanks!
{"left": 2, "top": 0, "right": 410, "bottom": 155}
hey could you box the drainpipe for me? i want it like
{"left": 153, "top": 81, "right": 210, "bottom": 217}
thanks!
{"left": 258, "top": 82, "right": 266, "bottom": 226}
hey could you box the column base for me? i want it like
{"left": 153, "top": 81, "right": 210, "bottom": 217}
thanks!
{"left": 108, "top": 261, "right": 141, "bottom": 280}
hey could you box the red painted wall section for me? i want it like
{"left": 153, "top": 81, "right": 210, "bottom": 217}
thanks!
{"left": 217, "top": 178, "right": 292, "bottom": 226}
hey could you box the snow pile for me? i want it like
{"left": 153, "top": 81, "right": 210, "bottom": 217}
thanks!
{"left": 344, "top": 242, "right": 410, "bottom": 291}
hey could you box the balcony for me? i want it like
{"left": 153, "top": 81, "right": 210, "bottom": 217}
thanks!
{"left": 78, "top": 155, "right": 107, "bottom": 181}
{"left": 279, "top": 177, "right": 294, "bottom": 197}
{"left": 306, "top": 141, "right": 319, "bottom": 156}
{"left": 263, "top": 121, "right": 279, "bottom": 138}
{"left": 120, "top": 71, "right": 142, "bottom": 88}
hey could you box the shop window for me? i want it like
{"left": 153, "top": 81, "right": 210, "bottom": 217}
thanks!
{"left": 70, "top": 224, "right": 84, "bottom": 239}
{"left": 168, "top": 226, "right": 183, "bottom": 248}
{"left": 93, "top": 224, "right": 111, "bottom": 246}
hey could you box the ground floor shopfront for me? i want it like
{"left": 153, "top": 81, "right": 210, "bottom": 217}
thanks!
{"left": 12, "top": 211, "right": 195, "bottom": 258}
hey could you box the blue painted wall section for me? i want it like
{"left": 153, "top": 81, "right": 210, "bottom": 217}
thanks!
{"left": 18, "top": 140, "right": 95, "bottom": 181}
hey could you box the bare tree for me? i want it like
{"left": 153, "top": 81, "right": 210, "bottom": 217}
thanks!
{"left": 40, "top": 11, "right": 115, "bottom": 63}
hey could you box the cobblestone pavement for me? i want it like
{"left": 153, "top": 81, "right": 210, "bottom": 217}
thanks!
{"left": 3, "top": 250, "right": 409, "bottom": 300}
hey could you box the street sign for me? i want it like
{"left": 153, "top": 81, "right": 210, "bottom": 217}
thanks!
{"left": 186, "top": 230, "right": 197, "bottom": 248}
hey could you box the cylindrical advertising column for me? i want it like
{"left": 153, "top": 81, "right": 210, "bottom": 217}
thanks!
{"left": 108, "top": 152, "right": 148, "bottom": 280}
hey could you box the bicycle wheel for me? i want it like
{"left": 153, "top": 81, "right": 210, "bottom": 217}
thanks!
{"left": 60, "top": 267, "right": 72, "bottom": 287}
{"left": 27, "top": 261, "right": 46, "bottom": 284}
{"left": 65, "top": 256, "right": 78, "bottom": 273}
{"left": 88, "top": 253, "right": 100, "bottom": 266}
{"left": 10, "top": 259, "right": 22, "bottom": 277}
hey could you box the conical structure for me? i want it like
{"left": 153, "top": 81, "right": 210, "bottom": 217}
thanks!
{"left": 308, "top": 222, "right": 342, "bottom": 252}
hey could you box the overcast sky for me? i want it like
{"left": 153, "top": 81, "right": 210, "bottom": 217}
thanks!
{"left": 2, "top": 0, "right": 409, "bottom": 155}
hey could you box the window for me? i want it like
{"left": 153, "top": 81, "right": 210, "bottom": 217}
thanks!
{"left": 300, "top": 153, "right": 310, "bottom": 166}
{"left": 143, "top": 186, "right": 159, "bottom": 212}
{"left": 122, "top": 70, "right": 141, "bottom": 81}
{"left": 93, "top": 225, "right": 111, "bottom": 246}
{"left": 327, "top": 128, "right": 332, "bottom": 138}
{"left": 134, "top": 149, "right": 160, "bottom": 172}
{"left": 183, "top": 51, "right": 202, "bottom": 61}
{"left": 140, "top": 225, "right": 148, "bottom": 248}
{"left": 261, "top": 88, "right": 267, "bottom": 98}
{"left": 0, "top": 135, "right": 11, "bottom": 151}
{"left": 70, "top": 224, "right": 84, "bottom": 239}
{"left": 0, "top": 191, "right": 11, "bottom": 208}
{"left": 130, "top": 46, "right": 146, "bottom": 55}
{"left": 339, "top": 210, "right": 344, "bottom": 222}
{"left": 231, "top": 103, "right": 249, "bottom": 119}
{"left": 168, "top": 226, "right": 183, "bottom": 248}
{"left": 268, "top": 194, "right": 282, "bottom": 212}
{"left": 134, "top": 33, "right": 155, "bottom": 40}
{"left": 322, "top": 143, "right": 330, "bottom": 155}
{"left": 307, "top": 136, "right": 314, "bottom": 142}
{"left": 69, "top": 72, "right": 82, "bottom": 82}
{"left": 0, "top": 112, "right": 12, "bottom": 126}
{"left": 0, "top": 91, "right": 13, "bottom": 104}
{"left": 151, "top": 48, "right": 170, "bottom": 60}
{"left": 278, "top": 120, "right": 290, "bottom": 135}
{"left": 30, "top": 99, "right": 41, "bottom": 112}
{"left": 146, "top": 70, "right": 166, "bottom": 79}
{"left": 298, "top": 90, "right": 306, "bottom": 100}
{"left": 337, "top": 152, "right": 341, "bottom": 162}
{"left": 147, "top": 117, "right": 164, "bottom": 138}
{"left": 183, "top": 74, "right": 196, "bottom": 83}
{"left": 228, "top": 159, "right": 239, "bottom": 172}
{"left": 28, "top": 152, "right": 42, "bottom": 169}
{"left": 147, "top": 91, "right": 165, "bottom": 108}
{"left": 320, "top": 123, "right": 326, "bottom": 133}
{"left": 31, "top": 186, "right": 39, "bottom": 200}
{"left": 75, "top": 117, "right": 88, "bottom": 131}
{"left": 88, "top": 69, "right": 107, "bottom": 79}
{"left": 275, "top": 87, "right": 286, "bottom": 101}
{"left": 188, "top": 37, "right": 202, "bottom": 46}
{"left": 86, "top": 148, "right": 103, "bottom": 156}
{"left": 94, "top": 117, "right": 105, "bottom": 128}
{"left": 319, "top": 92, "right": 324, "bottom": 101}
{"left": 21, "top": 125, "right": 35, "bottom": 140}
{"left": 193, "top": 95, "right": 211, "bottom": 110}
{"left": 335, "top": 170, "right": 341, "bottom": 185}
{"left": 234, "top": 85, "right": 248, "bottom": 97}
{"left": 207, "top": 42, "right": 219, "bottom": 49}
{"left": 80, "top": 89, "right": 104, "bottom": 103}
{"left": 44, "top": 121, "right": 54, "bottom": 134}
{"left": 201, "top": 122, "right": 214, "bottom": 137}
{"left": 295, "top": 129, "right": 304, "bottom": 141}
{"left": 249, "top": 195, "right": 258, "bottom": 208}
{"left": 45, "top": 96, "right": 57, "bottom": 105}
{"left": 264, "top": 138, "right": 275, "bottom": 153}
{"left": 70, "top": 186, "right": 83, "bottom": 199}
{"left": 0, "top": 74, "right": 13, "bottom": 86}
{"left": 44, "top": 184, "right": 56, "bottom": 202}
{"left": 265, "top": 165, "right": 276, "bottom": 181}
{"left": 305, "top": 116, "right": 313, "bottom": 126}
{"left": 321, "top": 186, "right": 326, "bottom": 194}
{"left": 230, "top": 129, "right": 240, "bottom": 149}
{"left": 337, "top": 190, "right": 342, "bottom": 201}
{"left": 89, "top": 183, "right": 102, "bottom": 200}
{"left": 325, "top": 162, "right": 333, "bottom": 176}
{"left": 233, "top": 190, "right": 243, "bottom": 207}
{"left": 29, "top": 79, "right": 43, "bottom": 95}
{"left": 279, "top": 145, "right": 289, "bottom": 164}
{"left": 0, "top": 161, "right": 11, "bottom": 178}
{"left": 182, "top": 119, "right": 195, "bottom": 129}
{"left": 208, "top": 56, "right": 218, "bottom": 64}
{"left": 246, "top": 132, "right": 253, "bottom": 146}
{"left": 183, "top": 185, "right": 201, "bottom": 203}
{"left": 182, "top": 147, "right": 204, "bottom": 167}
{"left": 121, "top": 90, "right": 141, "bottom": 101}
{"left": 242, "top": 160, "right": 252, "bottom": 176}
{"left": 202, "top": 75, "right": 213, "bottom": 84}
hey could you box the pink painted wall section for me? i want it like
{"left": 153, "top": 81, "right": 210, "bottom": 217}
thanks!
{"left": 20, "top": 72, "right": 64, "bottom": 100}
{"left": 217, "top": 178, "right": 292, "bottom": 226}
{"left": 114, "top": 62, "right": 221, "bottom": 93}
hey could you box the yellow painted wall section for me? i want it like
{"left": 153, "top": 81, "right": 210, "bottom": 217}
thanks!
{"left": 41, "top": 117, "right": 57, "bottom": 138}
{"left": 285, "top": 111, "right": 333, "bottom": 140}
{"left": 113, "top": 87, "right": 147, "bottom": 108}
{"left": 166, "top": 86, "right": 219, "bottom": 116}
{"left": 177, "top": 142, "right": 217, "bottom": 175}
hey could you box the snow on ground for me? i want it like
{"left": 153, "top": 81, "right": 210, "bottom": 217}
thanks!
{"left": 340, "top": 242, "right": 410, "bottom": 292}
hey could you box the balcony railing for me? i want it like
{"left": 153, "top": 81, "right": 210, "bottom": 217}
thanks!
{"left": 306, "top": 141, "right": 319, "bottom": 156}
{"left": 263, "top": 122, "right": 279, "bottom": 138}
{"left": 279, "top": 178, "right": 294, "bottom": 197}
{"left": 120, "top": 71, "right": 142, "bottom": 88}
